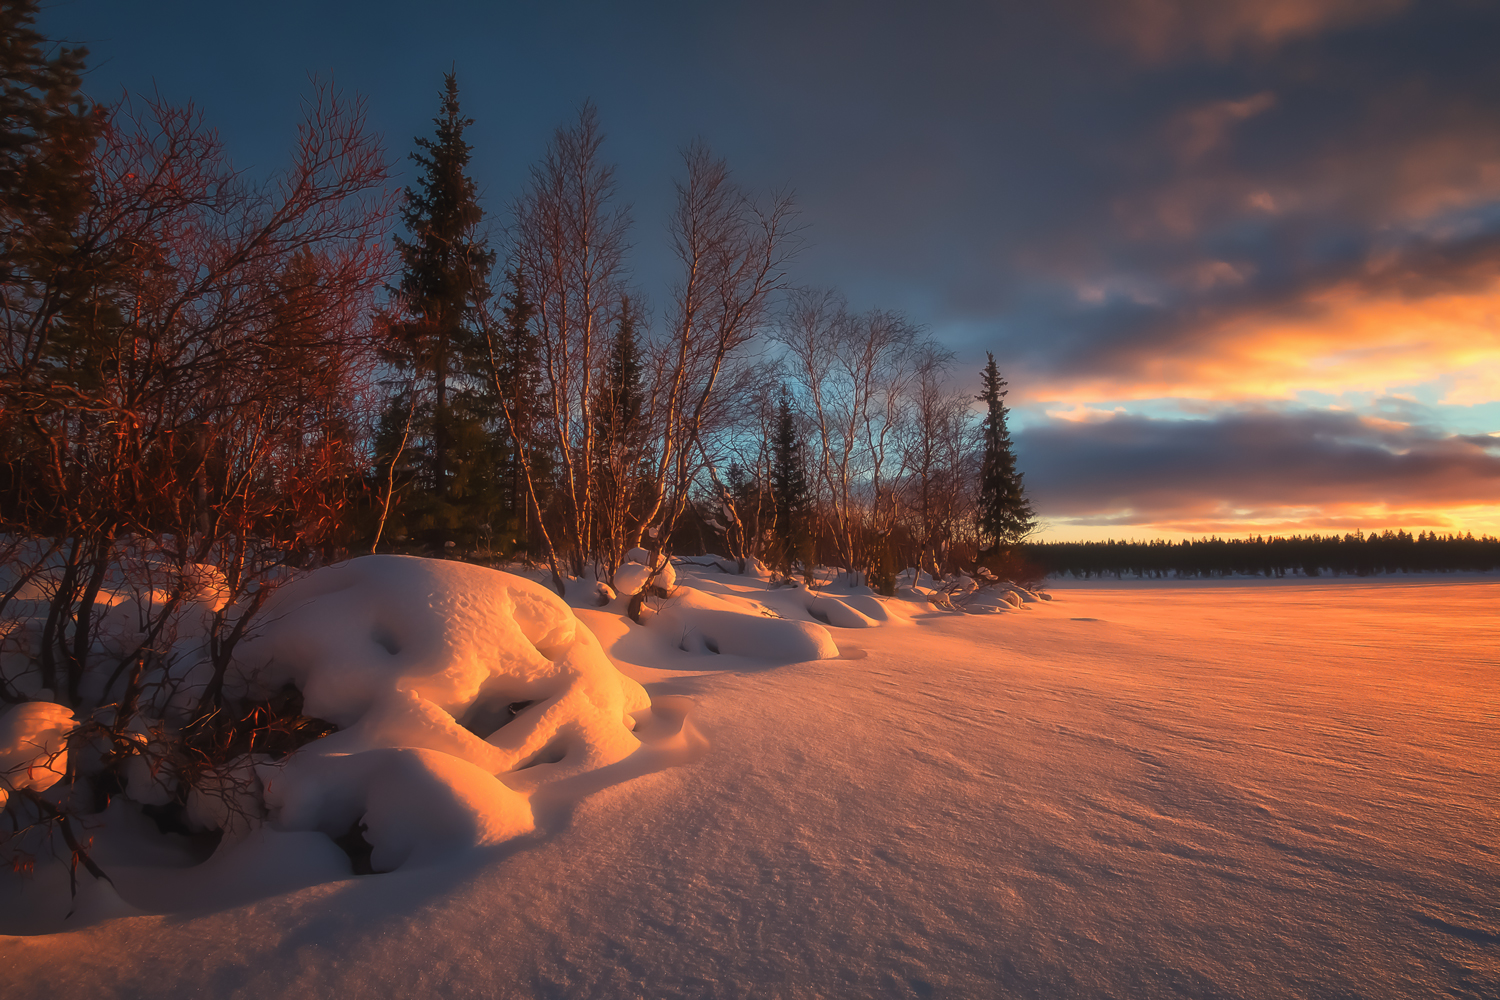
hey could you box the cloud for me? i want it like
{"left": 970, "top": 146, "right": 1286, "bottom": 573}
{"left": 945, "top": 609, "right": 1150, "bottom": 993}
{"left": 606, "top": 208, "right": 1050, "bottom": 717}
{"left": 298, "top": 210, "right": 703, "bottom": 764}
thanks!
{"left": 1107, "top": 97, "right": 1500, "bottom": 244}
{"left": 1020, "top": 232, "right": 1500, "bottom": 405}
{"left": 1016, "top": 407, "right": 1500, "bottom": 534}
{"left": 1043, "top": 404, "right": 1128, "bottom": 424}
{"left": 1167, "top": 92, "right": 1276, "bottom": 164}
{"left": 1086, "top": 0, "right": 1411, "bottom": 62}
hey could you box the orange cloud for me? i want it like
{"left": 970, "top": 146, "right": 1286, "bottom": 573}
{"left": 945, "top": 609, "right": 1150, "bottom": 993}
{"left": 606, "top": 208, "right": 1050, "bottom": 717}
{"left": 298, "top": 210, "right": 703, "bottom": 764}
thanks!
{"left": 1043, "top": 403, "right": 1128, "bottom": 423}
{"left": 1109, "top": 100, "right": 1500, "bottom": 243}
{"left": 1093, "top": 0, "right": 1411, "bottom": 62}
{"left": 1018, "top": 408, "right": 1500, "bottom": 541}
{"left": 1168, "top": 92, "right": 1276, "bottom": 163}
{"left": 1030, "top": 275, "right": 1500, "bottom": 404}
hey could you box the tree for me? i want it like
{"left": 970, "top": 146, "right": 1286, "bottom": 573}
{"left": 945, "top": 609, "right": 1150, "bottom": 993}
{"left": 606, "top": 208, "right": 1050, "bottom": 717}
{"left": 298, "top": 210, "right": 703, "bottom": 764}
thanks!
{"left": 382, "top": 72, "right": 496, "bottom": 546}
{"left": 776, "top": 289, "right": 925, "bottom": 585}
{"left": 0, "top": 0, "right": 97, "bottom": 296}
{"left": 638, "top": 142, "right": 796, "bottom": 590}
{"left": 770, "top": 384, "right": 812, "bottom": 580}
{"left": 975, "top": 352, "right": 1035, "bottom": 552}
{"left": 592, "top": 295, "right": 649, "bottom": 578}
{"left": 900, "top": 352, "right": 976, "bottom": 578}
{"left": 0, "top": 0, "right": 103, "bottom": 433}
{"left": 691, "top": 362, "right": 778, "bottom": 574}
{"left": 510, "top": 102, "right": 630, "bottom": 585}
{"left": 1, "top": 64, "right": 391, "bottom": 884}
{"left": 487, "top": 266, "right": 548, "bottom": 559}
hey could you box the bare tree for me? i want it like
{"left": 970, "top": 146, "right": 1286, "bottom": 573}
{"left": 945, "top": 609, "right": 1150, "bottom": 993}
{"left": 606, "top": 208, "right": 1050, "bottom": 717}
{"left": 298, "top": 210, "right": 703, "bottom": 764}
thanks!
{"left": 776, "top": 290, "right": 925, "bottom": 586}
{"left": 692, "top": 359, "right": 781, "bottom": 573}
{"left": 0, "top": 82, "right": 392, "bottom": 879}
{"left": 631, "top": 143, "right": 797, "bottom": 599}
{"left": 899, "top": 353, "right": 978, "bottom": 578}
{"left": 510, "top": 103, "right": 630, "bottom": 584}
{"left": 590, "top": 296, "right": 655, "bottom": 582}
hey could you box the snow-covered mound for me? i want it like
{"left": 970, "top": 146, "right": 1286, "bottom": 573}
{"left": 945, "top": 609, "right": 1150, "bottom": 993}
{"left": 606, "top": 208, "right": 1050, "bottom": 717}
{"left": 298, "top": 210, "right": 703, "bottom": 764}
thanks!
{"left": 806, "top": 594, "right": 881, "bottom": 628}
{"left": 611, "top": 546, "right": 676, "bottom": 597}
{"left": 0, "top": 701, "right": 74, "bottom": 810}
{"left": 896, "top": 569, "right": 1052, "bottom": 614}
{"left": 234, "top": 556, "right": 652, "bottom": 863}
{"left": 2, "top": 550, "right": 1047, "bottom": 934}
{"left": 655, "top": 605, "right": 839, "bottom": 659}
{"left": 0, "top": 555, "right": 675, "bottom": 932}
{"left": 643, "top": 571, "right": 844, "bottom": 660}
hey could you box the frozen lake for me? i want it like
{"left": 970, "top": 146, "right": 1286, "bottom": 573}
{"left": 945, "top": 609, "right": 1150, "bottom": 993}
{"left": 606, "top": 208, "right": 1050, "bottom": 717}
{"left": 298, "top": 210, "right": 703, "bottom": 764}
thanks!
{"left": 3, "top": 576, "right": 1497, "bottom": 998}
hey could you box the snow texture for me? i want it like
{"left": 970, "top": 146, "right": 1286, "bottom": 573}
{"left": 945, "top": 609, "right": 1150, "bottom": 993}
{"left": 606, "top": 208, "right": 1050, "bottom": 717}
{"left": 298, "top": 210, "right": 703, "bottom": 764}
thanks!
{"left": 235, "top": 556, "right": 652, "bottom": 862}
{"left": 0, "top": 555, "right": 678, "bottom": 933}
{"left": 0, "top": 701, "right": 74, "bottom": 810}
{"left": 3, "top": 567, "right": 1496, "bottom": 1000}
{"left": 611, "top": 562, "right": 651, "bottom": 597}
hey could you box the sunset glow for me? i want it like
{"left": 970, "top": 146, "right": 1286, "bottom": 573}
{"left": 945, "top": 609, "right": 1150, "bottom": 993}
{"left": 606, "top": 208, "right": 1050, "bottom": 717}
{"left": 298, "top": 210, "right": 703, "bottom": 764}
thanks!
{"left": 4, "top": 4, "right": 1497, "bottom": 996}
{"left": 30, "top": 0, "right": 1499, "bottom": 546}
{"left": 1028, "top": 281, "right": 1500, "bottom": 405}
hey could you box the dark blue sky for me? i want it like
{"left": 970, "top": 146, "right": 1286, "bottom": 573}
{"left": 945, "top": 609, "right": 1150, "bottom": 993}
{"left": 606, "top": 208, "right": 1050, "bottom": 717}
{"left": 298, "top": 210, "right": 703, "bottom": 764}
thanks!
{"left": 40, "top": 0, "right": 1500, "bottom": 538}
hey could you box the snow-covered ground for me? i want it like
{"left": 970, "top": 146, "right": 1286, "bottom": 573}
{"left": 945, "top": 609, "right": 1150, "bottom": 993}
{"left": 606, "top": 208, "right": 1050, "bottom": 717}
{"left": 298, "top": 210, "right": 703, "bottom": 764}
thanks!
{"left": 2, "top": 565, "right": 1496, "bottom": 998}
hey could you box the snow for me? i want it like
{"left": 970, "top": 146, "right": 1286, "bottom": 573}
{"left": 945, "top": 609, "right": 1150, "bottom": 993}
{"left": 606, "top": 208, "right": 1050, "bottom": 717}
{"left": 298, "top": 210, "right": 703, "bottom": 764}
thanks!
{"left": 231, "top": 556, "right": 655, "bottom": 863}
{"left": 3, "top": 565, "right": 1498, "bottom": 998}
{"left": 654, "top": 604, "right": 839, "bottom": 659}
{"left": 807, "top": 593, "right": 880, "bottom": 627}
{"left": 260, "top": 746, "right": 534, "bottom": 870}
{"left": 1, "top": 555, "right": 664, "bottom": 932}
{"left": 0, "top": 701, "right": 74, "bottom": 810}
{"left": 614, "top": 549, "right": 676, "bottom": 596}
{"left": 611, "top": 561, "right": 651, "bottom": 596}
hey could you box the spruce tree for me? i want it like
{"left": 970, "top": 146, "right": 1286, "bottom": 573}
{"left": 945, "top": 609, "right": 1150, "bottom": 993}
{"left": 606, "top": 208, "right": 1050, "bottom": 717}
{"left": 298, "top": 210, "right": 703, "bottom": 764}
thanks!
{"left": 592, "top": 296, "right": 646, "bottom": 567}
{"left": 490, "top": 267, "right": 545, "bottom": 556}
{"left": 1, "top": 0, "right": 96, "bottom": 280}
{"left": 383, "top": 73, "right": 496, "bottom": 546}
{"left": 0, "top": 0, "right": 102, "bottom": 384}
{"left": 594, "top": 295, "right": 644, "bottom": 468}
{"left": 770, "top": 385, "right": 812, "bottom": 580}
{"left": 976, "top": 352, "right": 1035, "bottom": 551}
{"left": 0, "top": 0, "right": 110, "bottom": 527}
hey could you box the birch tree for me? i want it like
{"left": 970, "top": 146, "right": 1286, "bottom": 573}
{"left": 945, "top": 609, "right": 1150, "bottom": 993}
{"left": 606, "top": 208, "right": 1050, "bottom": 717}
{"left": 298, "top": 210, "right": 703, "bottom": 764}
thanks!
{"left": 631, "top": 142, "right": 796, "bottom": 594}
{"left": 511, "top": 102, "right": 630, "bottom": 580}
{"left": 900, "top": 354, "right": 977, "bottom": 577}
{"left": 776, "top": 290, "right": 925, "bottom": 584}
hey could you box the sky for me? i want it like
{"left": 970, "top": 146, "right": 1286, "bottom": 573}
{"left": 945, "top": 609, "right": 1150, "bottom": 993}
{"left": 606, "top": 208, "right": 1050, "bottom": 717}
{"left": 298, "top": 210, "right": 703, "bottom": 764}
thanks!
{"left": 37, "top": 0, "right": 1500, "bottom": 542}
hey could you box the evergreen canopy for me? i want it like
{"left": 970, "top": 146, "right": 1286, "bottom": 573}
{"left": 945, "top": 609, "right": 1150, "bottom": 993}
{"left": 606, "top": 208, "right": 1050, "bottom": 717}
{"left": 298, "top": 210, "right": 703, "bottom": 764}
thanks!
{"left": 976, "top": 352, "right": 1035, "bottom": 549}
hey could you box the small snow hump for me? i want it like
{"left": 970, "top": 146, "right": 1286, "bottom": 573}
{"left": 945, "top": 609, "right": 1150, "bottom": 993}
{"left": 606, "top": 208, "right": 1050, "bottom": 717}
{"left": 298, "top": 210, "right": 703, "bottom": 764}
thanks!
{"left": 0, "top": 701, "right": 75, "bottom": 810}
{"left": 654, "top": 606, "right": 840, "bottom": 661}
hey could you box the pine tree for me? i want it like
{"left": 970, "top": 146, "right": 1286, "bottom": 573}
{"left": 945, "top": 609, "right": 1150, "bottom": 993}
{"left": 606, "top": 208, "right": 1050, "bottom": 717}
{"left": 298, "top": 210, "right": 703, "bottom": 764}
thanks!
{"left": 592, "top": 296, "right": 646, "bottom": 570}
{"left": 594, "top": 296, "right": 644, "bottom": 462}
{"left": 976, "top": 352, "right": 1035, "bottom": 552}
{"left": 0, "top": 0, "right": 102, "bottom": 388}
{"left": 770, "top": 385, "right": 813, "bottom": 580}
{"left": 0, "top": 0, "right": 118, "bottom": 542}
{"left": 490, "top": 267, "right": 545, "bottom": 556}
{"left": 383, "top": 73, "right": 496, "bottom": 546}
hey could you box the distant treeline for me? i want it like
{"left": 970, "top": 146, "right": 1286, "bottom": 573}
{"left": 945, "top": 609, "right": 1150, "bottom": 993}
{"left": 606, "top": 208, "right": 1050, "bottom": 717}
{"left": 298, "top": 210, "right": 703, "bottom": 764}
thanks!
{"left": 1022, "top": 531, "right": 1500, "bottom": 579}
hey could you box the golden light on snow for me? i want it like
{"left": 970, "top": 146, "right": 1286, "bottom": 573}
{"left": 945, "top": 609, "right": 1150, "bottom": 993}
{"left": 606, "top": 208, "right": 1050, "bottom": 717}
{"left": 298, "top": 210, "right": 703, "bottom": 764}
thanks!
{"left": 5, "top": 564, "right": 1496, "bottom": 996}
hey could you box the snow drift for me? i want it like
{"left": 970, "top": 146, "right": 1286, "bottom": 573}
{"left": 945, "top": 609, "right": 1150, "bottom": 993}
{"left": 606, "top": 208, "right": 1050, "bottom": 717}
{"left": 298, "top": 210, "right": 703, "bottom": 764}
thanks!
{"left": 0, "top": 555, "right": 670, "bottom": 930}
{"left": 232, "top": 556, "right": 653, "bottom": 862}
{"left": 0, "top": 701, "right": 74, "bottom": 811}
